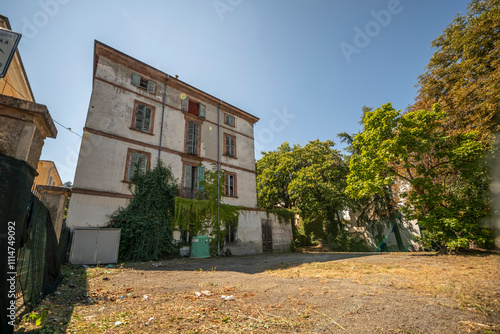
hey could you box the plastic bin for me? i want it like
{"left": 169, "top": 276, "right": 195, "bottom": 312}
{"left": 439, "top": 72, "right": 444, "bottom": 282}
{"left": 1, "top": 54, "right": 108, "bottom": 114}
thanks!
{"left": 190, "top": 235, "right": 210, "bottom": 258}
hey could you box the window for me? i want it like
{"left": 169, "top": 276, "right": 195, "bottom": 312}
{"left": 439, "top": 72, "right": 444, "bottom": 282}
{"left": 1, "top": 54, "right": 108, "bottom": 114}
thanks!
{"left": 125, "top": 149, "right": 150, "bottom": 181}
{"left": 224, "top": 114, "right": 235, "bottom": 127}
{"left": 131, "top": 73, "right": 156, "bottom": 93}
{"left": 132, "top": 101, "right": 154, "bottom": 133}
{"left": 224, "top": 172, "right": 236, "bottom": 197}
{"left": 186, "top": 121, "right": 200, "bottom": 156}
{"left": 225, "top": 217, "right": 238, "bottom": 243}
{"left": 181, "top": 97, "right": 206, "bottom": 118}
{"left": 183, "top": 164, "right": 205, "bottom": 199}
{"left": 224, "top": 134, "right": 236, "bottom": 158}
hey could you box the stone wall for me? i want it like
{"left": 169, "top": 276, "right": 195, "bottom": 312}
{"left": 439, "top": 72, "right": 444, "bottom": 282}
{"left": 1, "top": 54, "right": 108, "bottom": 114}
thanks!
{"left": 0, "top": 95, "right": 57, "bottom": 169}
{"left": 37, "top": 185, "right": 71, "bottom": 242}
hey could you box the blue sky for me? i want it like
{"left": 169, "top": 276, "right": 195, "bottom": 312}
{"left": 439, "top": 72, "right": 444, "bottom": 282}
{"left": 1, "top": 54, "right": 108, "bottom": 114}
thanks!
{"left": 3, "top": 0, "right": 470, "bottom": 183}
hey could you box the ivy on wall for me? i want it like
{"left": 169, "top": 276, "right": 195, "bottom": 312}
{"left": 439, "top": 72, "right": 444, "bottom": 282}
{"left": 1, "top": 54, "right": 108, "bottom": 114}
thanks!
{"left": 109, "top": 162, "right": 178, "bottom": 261}
{"left": 174, "top": 166, "right": 242, "bottom": 254}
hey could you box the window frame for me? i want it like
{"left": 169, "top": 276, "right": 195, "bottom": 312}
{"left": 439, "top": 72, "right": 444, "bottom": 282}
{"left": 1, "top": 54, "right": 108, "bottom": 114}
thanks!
{"left": 131, "top": 73, "right": 156, "bottom": 94}
{"left": 224, "top": 114, "right": 235, "bottom": 127}
{"left": 124, "top": 148, "right": 151, "bottom": 182}
{"left": 225, "top": 217, "right": 238, "bottom": 244}
{"left": 185, "top": 119, "right": 201, "bottom": 156}
{"left": 224, "top": 133, "right": 237, "bottom": 158}
{"left": 181, "top": 96, "right": 206, "bottom": 118}
{"left": 130, "top": 100, "right": 155, "bottom": 135}
{"left": 182, "top": 163, "right": 205, "bottom": 199}
{"left": 224, "top": 172, "right": 237, "bottom": 197}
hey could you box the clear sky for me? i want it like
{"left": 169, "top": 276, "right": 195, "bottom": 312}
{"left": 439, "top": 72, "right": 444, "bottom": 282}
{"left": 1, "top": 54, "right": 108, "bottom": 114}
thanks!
{"left": 3, "top": 0, "right": 470, "bottom": 183}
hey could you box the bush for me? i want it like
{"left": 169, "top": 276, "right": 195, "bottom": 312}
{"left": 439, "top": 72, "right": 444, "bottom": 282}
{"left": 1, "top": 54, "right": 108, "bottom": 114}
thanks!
{"left": 109, "top": 162, "right": 178, "bottom": 261}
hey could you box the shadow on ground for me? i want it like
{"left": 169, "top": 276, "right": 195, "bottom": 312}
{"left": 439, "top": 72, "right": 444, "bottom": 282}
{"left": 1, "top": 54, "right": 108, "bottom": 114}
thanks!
{"left": 134, "top": 251, "right": 380, "bottom": 275}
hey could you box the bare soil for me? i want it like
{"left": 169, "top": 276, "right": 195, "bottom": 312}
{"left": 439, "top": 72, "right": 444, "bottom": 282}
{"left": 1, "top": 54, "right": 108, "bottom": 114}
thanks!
{"left": 16, "top": 251, "right": 500, "bottom": 333}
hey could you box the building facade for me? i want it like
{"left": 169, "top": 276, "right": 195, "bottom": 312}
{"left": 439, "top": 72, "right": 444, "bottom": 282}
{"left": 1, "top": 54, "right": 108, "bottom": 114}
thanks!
{"left": 66, "top": 41, "right": 292, "bottom": 255}
{"left": 34, "top": 160, "right": 63, "bottom": 187}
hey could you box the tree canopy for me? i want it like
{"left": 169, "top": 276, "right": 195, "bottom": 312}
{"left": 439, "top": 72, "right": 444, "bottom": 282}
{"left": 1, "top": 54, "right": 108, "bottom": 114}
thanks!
{"left": 257, "top": 140, "right": 347, "bottom": 220}
{"left": 412, "top": 0, "right": 500, "bottom": 139}
{"left": 347, "top": 103, "right": 494, "bottom": 251}
{"left": 256, "top": 140, "right": 350, "bottom": 247}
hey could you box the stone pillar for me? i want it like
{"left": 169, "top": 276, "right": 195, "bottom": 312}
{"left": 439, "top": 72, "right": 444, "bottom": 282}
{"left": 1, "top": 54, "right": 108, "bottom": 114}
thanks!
{"left": 0, "top": 95, "right": 56, "bottom": 334}
{"left": 37, "top": 186, "right": 71, "bottom": 242}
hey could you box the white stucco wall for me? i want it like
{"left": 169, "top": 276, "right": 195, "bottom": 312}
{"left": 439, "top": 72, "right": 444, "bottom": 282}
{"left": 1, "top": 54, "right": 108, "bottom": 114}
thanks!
{"left": 226, "top": 210, "right": 293, "bottom": 255}
{"left": 65, "top": 48, "right": 282, "bottom": 255}
{"left": 66, "top": 193, "right": 128, "bottom": 228}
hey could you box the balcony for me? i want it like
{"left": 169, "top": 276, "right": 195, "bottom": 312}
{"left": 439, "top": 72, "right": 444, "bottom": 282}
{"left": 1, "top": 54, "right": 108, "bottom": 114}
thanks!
{"left": 178, "top": 187, "right": 208, "bottom": 200}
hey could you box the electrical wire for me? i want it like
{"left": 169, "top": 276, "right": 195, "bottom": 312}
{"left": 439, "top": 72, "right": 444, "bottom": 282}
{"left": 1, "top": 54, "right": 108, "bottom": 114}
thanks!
{"left": 1, "top": 77, "right": 82, "bottom": 138}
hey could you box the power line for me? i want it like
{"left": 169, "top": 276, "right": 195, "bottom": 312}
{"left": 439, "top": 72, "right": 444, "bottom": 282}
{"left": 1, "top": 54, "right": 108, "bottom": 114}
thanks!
{"left": 52, "top": 119, "right": 82, "bottom": 138}
{"left": 1, "top": 76, "right": 29, "bottom": 100}
{"left": 1, "top": 77, "right": 82, "bottom": 139}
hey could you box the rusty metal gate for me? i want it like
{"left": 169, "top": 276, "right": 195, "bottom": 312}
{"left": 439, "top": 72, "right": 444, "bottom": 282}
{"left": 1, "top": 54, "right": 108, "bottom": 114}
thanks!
{"left": 261, "top": 220, "right": 273, "bottom": 252}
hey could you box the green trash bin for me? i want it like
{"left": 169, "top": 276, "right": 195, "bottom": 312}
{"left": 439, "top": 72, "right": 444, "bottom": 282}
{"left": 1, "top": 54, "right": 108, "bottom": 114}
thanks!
{"left": 191, "top": 235, "right": 210, "bottom": 258}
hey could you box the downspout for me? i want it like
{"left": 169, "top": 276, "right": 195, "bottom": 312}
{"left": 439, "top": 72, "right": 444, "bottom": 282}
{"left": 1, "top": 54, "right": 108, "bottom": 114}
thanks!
{"left": 217, "top": 100, "right": 222, "bottom": 256}
{"left": 158, "top": 76, "right": 169, "bottom": 163}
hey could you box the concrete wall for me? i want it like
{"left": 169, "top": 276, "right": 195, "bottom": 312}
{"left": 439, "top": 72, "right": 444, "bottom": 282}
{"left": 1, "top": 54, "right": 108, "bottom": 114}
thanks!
{"left": 349, "top": 217, "right": 422, "bottom": 252}
{"left": 226, "top": 210, "right": 293, "bottom": 255}
{"left": 66, "top": 193, "right": 128, "bottom": 228}
{"left": 37, "top": 186, "right": 70, "bottom": 241}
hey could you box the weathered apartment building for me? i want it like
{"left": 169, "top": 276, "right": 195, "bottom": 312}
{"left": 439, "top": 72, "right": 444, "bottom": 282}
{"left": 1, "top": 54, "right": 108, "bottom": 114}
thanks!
{"left": 66, "top": 41, "right": 292, "bottom": 255}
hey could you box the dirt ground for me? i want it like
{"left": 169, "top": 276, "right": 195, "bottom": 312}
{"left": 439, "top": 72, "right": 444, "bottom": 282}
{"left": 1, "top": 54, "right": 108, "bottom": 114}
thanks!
{"left": 16, "top": 251, "right": 500, "bottom": 334}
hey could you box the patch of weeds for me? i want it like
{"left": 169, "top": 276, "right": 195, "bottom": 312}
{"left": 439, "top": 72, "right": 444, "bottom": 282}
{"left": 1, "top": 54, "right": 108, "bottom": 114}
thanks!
{"left": 221, "top": 314, "right": 232, "bottom": 323}
{"left": 23, "top": 311, "right": 48, "bottom": 327}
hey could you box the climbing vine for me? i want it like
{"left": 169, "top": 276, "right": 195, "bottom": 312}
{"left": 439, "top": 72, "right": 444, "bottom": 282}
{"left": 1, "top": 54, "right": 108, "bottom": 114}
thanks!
{"left": 174, "top": 166, "right": 242, "bottom": 254}
{"left": 109, "top": 162, "right": 178, "bottom": 261}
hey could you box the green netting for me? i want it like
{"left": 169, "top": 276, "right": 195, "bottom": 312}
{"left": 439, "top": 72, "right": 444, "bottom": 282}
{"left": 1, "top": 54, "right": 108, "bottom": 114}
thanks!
{"left": 0, "top": 154, "right": 64, "bottom": 333}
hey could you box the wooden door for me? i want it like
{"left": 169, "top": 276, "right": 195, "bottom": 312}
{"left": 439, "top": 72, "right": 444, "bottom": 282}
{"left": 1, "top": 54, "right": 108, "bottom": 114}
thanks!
{"left": 262, "top": 221, "right": 273, "bottom": 252}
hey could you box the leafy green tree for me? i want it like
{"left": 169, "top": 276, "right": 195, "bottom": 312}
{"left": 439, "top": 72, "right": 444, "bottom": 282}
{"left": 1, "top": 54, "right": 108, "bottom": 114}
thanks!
{"left": 289, "top": 140, "right": 348, "bottom": 233}
{"left": 110, "top": 162, "right": 178, "bottom": 261}
{"left": 347, "top": 103, "right": 494, "bottom": 251}
{"left": 256, "top": 142, "right": 296, "bottom": 209}
{"left": 412, "top": 0, "right": 500, "bottom": 139}
{"left": 256, "top": 140, "right": 349, "bottom": 246}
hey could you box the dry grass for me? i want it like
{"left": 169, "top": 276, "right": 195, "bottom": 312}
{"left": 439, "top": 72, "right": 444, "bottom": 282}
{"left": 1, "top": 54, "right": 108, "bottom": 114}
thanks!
{"left": 15, "top": 252, "right": 500, "bottom": 333}
{"left": 265, "top": 252, "right": 500, "bottom": 315}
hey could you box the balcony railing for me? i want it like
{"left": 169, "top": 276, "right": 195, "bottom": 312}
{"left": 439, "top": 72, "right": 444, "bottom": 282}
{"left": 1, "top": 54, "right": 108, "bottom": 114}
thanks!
{"left": 178, "top": 187, "right": 207, "bottom": 200}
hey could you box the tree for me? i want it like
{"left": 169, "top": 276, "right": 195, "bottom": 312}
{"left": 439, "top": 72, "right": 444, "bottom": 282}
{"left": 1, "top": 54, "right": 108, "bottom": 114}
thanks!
{"left": 109, "top": 162, "right": 178, "bottom": 261}
{"left": 347, "top": 103, "right": 494, "bottom": 251}
{"left": 412, "top": 0, "right": 500, "bottom": 140}
{"left": 256, "top": 140, "right": 349, "bottom": 246}
{"left": 338, "top": 106, "right": 405, "bottom": 251}
{"left": 288, "top": 140, "right": 348, "bottom": 230}
{"left": 256, "top": 142, "right": 296, "bottom": 209}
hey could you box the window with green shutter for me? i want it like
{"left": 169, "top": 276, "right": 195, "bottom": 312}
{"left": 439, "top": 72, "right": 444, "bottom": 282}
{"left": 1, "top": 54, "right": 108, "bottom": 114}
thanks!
{"left": 181, "top": 96, "right": 206, "bottom": 119}
{"left": 199, "top": 104, "right": 206, "bottom": 118}
{"left": 131, "top": 73, "right": 156, "bottom": 94}
{"left": 134, "top": 103, "right": 153, "bottom": 132}
{"left": 186, "top": 121, "right": 200, "bottom": 156}
{"left": 225, "top": 114, "right": 235, "bottom": 127}
{"left": 224, "top": 173, "right": 236, "bottom": 197}
{"left": 196, "top": 165, "right": 205, "bottom": 191}
{"left": 127, "top": 151, "right": 148, "bottom": 181}
{"left": 225, "top": 134, "right": 236, "bottom": 158}
{"left": 183, "top": 164, "right": 205, "bottom": 199}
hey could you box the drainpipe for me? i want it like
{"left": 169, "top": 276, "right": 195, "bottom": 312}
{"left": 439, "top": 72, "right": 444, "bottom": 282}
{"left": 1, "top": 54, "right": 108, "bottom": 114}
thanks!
{"left": 158, "top": 76, "right": 169, "bottom": 163}
{"left": 217, "top": 100, "right": 222, "bottom": 256}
